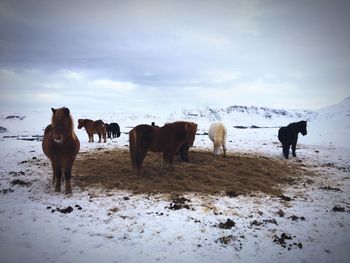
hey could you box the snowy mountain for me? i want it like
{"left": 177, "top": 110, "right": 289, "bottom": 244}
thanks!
{"left": 315, "top": 96, "right": 350, "bottom": 129}
{"left": 167, "top": 105, "right": 316, "bottom": 132}
{"left": 0, "top": 97, "right": 349, "bottom": 136}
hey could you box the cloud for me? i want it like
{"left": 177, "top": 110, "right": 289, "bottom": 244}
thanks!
{"left": 0, "top": 1, "right": 349, "bottom": 111}
{"left": 193, "top": 79, "right": 305, "bottom": 108}
{"left": 34, "top": 93, "right": 60, "bottom": 103}
{"left": 0, "top": 68, "right": 139, "bottom": 110}
{"left": 89, "top": 79, "right": 136, "bottom": 91}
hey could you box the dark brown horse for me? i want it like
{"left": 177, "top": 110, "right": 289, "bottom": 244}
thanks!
{"left": 77, "top": 119, "right": 106, "bottom": 143}
{"left": 129, "top": 121, "right": 197, "bottom": 174}
{"left": 42, "top": 107, "right": 80, "bottom": 194}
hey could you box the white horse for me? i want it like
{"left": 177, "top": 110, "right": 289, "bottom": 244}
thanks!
{"left": 208, "top": 122, "right": 227, "bottom": 157}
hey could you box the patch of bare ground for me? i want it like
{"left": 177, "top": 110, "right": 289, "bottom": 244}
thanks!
{"left": 73, "top": 149, "right": 314, "bottom": 196}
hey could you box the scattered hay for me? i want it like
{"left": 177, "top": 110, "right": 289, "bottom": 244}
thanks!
{"left": 73, "top": 149, "right": 313, "bottom": 196}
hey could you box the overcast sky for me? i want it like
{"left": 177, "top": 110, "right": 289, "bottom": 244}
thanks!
{"left": 0, "top": 0, "right": 349, "bottom": 113}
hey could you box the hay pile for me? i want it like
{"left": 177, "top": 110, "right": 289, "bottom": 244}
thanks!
{"left": 73, "top": 149, "right": 310, "bottom": 195}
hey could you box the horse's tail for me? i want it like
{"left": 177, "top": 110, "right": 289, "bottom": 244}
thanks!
{"left": 277, "top": 127, "right": 284, "bottom": 143}
{"left": 129, "top": 128, "right": 139, "bottom": 172}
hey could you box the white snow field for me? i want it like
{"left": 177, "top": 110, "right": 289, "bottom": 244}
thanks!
{"left": 0, "top": 97, "right": 349, "bottom": 263}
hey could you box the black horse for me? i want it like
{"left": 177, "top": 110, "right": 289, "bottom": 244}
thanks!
{"left": 106, "top": 123, "right": 121, "bottom": 138}
{"left": 278, "top": 121, "right": 307, "bottom": 159}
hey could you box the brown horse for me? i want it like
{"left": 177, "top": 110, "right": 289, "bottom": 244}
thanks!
{"left": 129, "top": 121, "right": 197, "bottom": 174}
{"left": 42, "top": 107, "right": 80, "bottom": 194}
{"left": 77, "top": 119, "right": 107, "bottom": 143}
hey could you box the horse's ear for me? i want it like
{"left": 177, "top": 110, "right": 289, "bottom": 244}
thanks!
{"left": 64, "top": 107, "right": 70, "bottom": 116}
{"left": 51, "top": 108, "right": 56, "bottom": 114}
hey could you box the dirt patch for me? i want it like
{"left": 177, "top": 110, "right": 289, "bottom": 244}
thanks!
{"left": 273, "top": 233, "right": 303, "bottom": 250}
{"left": 289, "top": 215, "right": 306, "bottom": 221}
{"left": 215, "top": 219, "right": 236, "bottom": 229}
{"left": 10, "top": 179, "right": 32, "bottom": 187}
{"left": 46, "top": 205, "right": 82, "bottom": 214}
{"left": 250, "top": 218, "right": 277, "bottom": 227}
{"left": 320, "top": 186, "right": 341, "bottom": 192}
{"left": 167, "top": 196, "right": 191, "bottom": 210}
{"left": 332, "top": 206, "right": 345, "bottom": 212}
{"left": 73, "top": 149, "right": 313, "bottom": 195}
{"left": 2, "top": 188, "right": 14, "bottom": 194}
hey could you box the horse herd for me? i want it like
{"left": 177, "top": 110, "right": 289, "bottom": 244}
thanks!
{"left": 77, "top": 119, "right": 121, "bottom": 143}
{"left": 42, "top": 107, "right": 308, "bottom": 194}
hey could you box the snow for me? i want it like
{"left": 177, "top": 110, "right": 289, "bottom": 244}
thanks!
{"left": 0, "top": 98, "right": 350, "bottom": 263}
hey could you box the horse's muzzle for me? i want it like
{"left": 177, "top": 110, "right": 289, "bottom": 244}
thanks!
{"left": 53, "top": 135, "right": 63, "bottom": 144}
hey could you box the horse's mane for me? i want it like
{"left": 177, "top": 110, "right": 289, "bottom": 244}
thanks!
{"left": 287, "top": 120, "right": 306, "bottom": 127}
{"left": 70, "top": 116, "right": 77, "bottom": 139}
{"left": 51, "top": 108, "right": 76, "bottom": 139}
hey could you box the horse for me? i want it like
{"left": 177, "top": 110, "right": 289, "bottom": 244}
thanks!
{"left": 278, "top": 120, "right": 307, "bottom": 159}
{"left": 129, "top": 121, "right": 197, "bottom": 174}
{"left": 77, "top": 119, "right": 107, "bottom": 143}
{"left": 208, "top": 122, "right": 227, "bottom": 157}
{"left": 105, "top": 123, "right": 111, "bottom": 139}
{"left": 108, "top": 122, "right": 121, "bottom": 138}
{"left": 42, "top": 107, "right": 80, "bottom": 194}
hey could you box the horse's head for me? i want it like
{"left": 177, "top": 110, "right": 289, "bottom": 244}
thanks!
{"left": 51, "top": 107, "right": 72, "bottom": 144}
{"left": 300, "top": 121, "right": 307, "bottom": 136}
{"left": 77, "top": 119, "right": 85, "bottom": 129}
{"left": 185, "top": 122, "right": 198, "bottom": 146}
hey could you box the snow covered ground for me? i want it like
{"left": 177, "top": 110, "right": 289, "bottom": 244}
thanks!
{"left": 0, "top": 98, "right": 349, "bottom": 263}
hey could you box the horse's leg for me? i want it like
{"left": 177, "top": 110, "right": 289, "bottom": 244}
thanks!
{"left": 54, "top": 164, "right": 62, "bottom": 192}
{"left": 183, "top": 146, "right": 189, "bottom": 162}
{"left": 179, "top": 144, "right": 188, "bottom": 162}
{"left": 64, "top": 165, "right": 73, "bottom": 194}
{"left": 51, "top": 162, "right": 56, "bottom": 185}
{"left": 292, "top": 143, "right": 297, "bottom": 157}
{"left": 134, "top": 149, "right": 147, "bottom": 175}
{"left": 222, "top": 143, "right": 227, "bottom": 158}
{"left": 98, "top": 132, "right": 101, "bottom": 143}
{"left": 282, "top": 144, "right": 290, "bottom": 159}
{"left": 103, "top": 131, "right": 106, "bottom": 143}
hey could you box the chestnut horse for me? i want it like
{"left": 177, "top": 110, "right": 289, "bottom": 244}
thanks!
{"left": 129, "top": 121, "right": 197, "bottom": 174}
{"left": 77, "top": 119, "right": 106, "bottom": 143}
{"left": 42, "top": 107, "right": 80, "bottom": 194}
